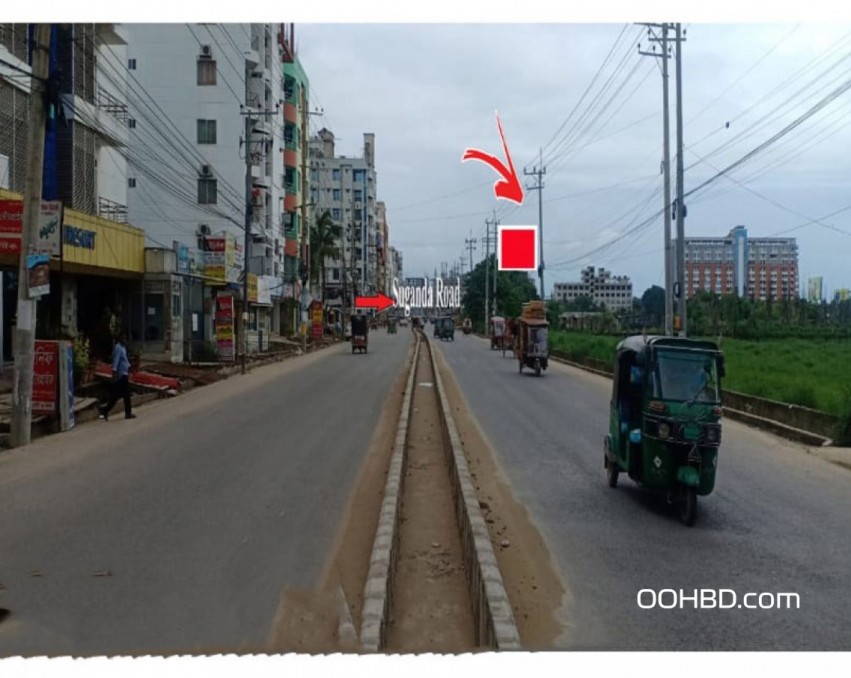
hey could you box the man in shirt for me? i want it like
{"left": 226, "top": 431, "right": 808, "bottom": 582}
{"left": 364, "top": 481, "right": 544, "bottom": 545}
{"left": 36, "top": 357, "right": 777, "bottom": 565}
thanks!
{"left": 99, "top": 333, "right": 136, "bottom": 421}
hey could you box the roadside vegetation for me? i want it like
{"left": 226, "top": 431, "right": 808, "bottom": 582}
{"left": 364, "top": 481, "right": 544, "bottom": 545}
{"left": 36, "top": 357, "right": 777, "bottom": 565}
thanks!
{"left": 549, "top": 330, "right": 851, "bottom": 417}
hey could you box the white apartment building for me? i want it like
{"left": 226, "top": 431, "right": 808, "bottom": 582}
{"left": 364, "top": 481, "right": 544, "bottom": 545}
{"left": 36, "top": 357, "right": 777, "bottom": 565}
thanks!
{"left": 553, "top": 266, "right": 633, "bottom": 312}
{"left": 124, "top": 24, "right": 286, "bottom": 318}
{"left": 309, "top": 128, "right": 379, "bottom": 307}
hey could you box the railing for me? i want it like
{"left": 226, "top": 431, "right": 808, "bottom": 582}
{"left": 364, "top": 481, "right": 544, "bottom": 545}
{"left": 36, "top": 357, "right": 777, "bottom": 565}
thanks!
{"left": 98, "top": 196, "right": 128, "bottom": 223}
{"left": 97, "top": 87, "right": 128, "bottom": 124}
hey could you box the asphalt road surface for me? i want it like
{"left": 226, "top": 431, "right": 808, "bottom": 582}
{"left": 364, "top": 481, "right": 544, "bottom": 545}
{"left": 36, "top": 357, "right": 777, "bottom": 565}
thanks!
{"left": 0, "top": 331, "right": 411, "bottom": 656}
{"left": 434, "top": 334, "right": 851, "bottom": 650}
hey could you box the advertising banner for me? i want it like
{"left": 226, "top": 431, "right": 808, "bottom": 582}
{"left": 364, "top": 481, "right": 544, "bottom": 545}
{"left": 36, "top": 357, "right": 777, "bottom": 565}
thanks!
{"left": 27, "top": 253, "right": 51, "bottom": 298}
{"left": 0, "top": 198, "right": 23, "bottom": 254}
{"left": 215, "top": 295, "right": 235, "bottom": 362}
{"left": 37, "top": 200, "right": 62, "bottom": 255}
{"left": 174, "top": 241, "right": 190, "bottom": 275}
{"left": 33, "top": 340, "right": 59, "bottom": 414}
{"left": 247, "top": 273, "right": 258, "bottom": 304}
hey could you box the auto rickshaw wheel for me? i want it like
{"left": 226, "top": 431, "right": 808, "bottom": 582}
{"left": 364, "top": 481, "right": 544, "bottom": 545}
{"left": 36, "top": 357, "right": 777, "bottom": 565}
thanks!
{"left": 606, "top": 458, "right": 619, "bottom": 488}
{"left": 534, "top": 360, "right": 541, "bottom": 377}
{"left": 680, "top": 488, "right": 697, "bottom": 526}
{"left": 518, "top": 360, "right": 523, "bottom": 374}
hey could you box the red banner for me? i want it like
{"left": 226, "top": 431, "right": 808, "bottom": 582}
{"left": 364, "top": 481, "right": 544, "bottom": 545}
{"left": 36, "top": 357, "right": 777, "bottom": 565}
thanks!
{"left": 33, "top": 340, "right": 58, "bottom": 414}
{"left": 215, "top": 295, "right": 235, "bottom": 362}
{"left": 0, "top": 199, "right": 23, "bottom": 254}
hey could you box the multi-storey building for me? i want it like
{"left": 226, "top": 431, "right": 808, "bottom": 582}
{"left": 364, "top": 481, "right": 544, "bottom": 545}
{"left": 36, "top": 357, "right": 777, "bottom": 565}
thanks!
{"left": 309, "top": 128, "right": 378, "bottom": 309}
{"left": 376, "top": 201, "right": 388, "bottom": 295}
{"left": 553, "top": 266, "right": 633, "bottom": 312}
{"left": 1, "top": 24, "right": 153, "bottom": 361}
{"left": 685, "top": 225, "right": 798, "bottom": 301}
{"left": 281, "top": 24, "right": 312, "bottom": 331}
{"left": 124, "top": 23, "right": 288, "bottom": 348}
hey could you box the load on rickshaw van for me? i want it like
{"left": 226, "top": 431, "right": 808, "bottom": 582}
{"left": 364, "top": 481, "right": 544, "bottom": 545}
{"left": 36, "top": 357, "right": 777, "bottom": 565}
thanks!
{"left": 604, "top": 335, "right": 726, "bottom": 526}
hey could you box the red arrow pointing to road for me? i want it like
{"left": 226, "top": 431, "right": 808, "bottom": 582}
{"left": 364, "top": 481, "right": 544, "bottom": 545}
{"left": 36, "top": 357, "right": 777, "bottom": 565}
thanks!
{"left": 462, "top": 111, "right": 524, "bottom": 205}
{"left": 355, "top": 292, "right": 395, "bottom": 313}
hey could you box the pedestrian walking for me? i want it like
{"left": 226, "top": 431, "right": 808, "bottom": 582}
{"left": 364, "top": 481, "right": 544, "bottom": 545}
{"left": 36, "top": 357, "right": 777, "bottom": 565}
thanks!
{"left": 99, "top": 333, "right": 136, "bottom": 421}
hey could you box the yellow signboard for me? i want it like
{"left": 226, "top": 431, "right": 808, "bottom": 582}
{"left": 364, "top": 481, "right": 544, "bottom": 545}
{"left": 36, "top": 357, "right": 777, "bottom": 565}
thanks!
{"left": 247, "top": 273, "right": 258, "bottom": 304}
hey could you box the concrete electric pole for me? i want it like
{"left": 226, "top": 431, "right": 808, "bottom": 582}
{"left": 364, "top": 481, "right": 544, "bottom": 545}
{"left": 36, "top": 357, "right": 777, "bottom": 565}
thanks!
{"left": 674, "top": 23, "right": 688, "bottom": 337}
{"left": 240, "top": 103, "right": 279, "bottom": 374}
{"left": 639, "top": 23, "right": 674, "bottom": 336}
{"left": 484, "top": 218, "right": 492, "bottom": 329}
{"left": 465, "top": 232, "right": 477, "bottom": 277}
{"left": 11, "top": 23, "right": 51, "bottom": 448}
{"left": 524, "top": 150, "right": 546, "bottom": 300}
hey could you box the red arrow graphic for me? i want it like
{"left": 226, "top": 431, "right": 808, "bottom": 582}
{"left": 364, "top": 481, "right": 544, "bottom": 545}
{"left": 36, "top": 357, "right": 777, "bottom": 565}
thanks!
{"left": 355, "top": 292, "right": 395, "bottom": 313}
{"left": 462, "top": 111, "right": 524, "bottom": 205}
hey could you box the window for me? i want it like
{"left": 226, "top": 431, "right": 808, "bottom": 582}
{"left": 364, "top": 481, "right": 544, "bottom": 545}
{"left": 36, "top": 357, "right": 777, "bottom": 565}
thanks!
{"left": 354, "top": 190, "right": 363, "bottom": 201}
{"left": 332, "top": 208, "right": 341, "bottom": 220}
{"left": 128, "top": 58, "right": 137, "bottom": 70}
{"left": 197, "top": 59, "right": 217, "bottom": 86}
{"left": 353, "top": 169, "right": 365, "bottom": 182}
{"left": 128, "top": 118, "right": 136, "bottom": 129}
{"left": 128, "top": 178, "right": 136, "bottom": 188}
{"left": 332, "top": 268, "right": 340, "bottom": 281}
{"left": 332, "top": 189, "right": 341, "bottom": 201}
{"left": 198, "top": 178, "right": 217, "bottom": 204}
{"left": 197, "top": 119, "right": 217, "bottom": 144}
{"left": 332, "top": 169, "right": 341, "bottom": 181}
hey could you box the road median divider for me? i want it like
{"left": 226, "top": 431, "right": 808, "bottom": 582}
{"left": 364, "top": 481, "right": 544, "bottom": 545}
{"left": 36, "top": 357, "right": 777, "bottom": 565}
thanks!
{"left": 360, "top": 332, "right": 421, "bottom": 652}
{"left": 427, "top": 335, "right": 521, "bottom": 650}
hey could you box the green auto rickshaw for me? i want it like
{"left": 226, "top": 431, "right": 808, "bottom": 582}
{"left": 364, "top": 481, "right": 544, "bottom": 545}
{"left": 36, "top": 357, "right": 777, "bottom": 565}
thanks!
{"left": 437, "top": 316, "right": 455, "bottom": 341}
{"left": 603, "top": 335, "right": 726, "bottom": 526}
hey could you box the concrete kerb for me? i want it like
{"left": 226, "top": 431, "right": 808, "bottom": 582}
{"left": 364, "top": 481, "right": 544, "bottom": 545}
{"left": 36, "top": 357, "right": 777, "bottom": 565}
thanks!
{"left": 359, "top": 333, "right": 422, "bottom": 653}
{"left": 426, "top": 335, "right": 522, "bottom": 651}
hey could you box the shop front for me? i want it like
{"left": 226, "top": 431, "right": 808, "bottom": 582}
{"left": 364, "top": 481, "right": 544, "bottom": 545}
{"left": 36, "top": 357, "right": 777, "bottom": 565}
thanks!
{"left": 0, "top": 189, "right": 145, "bottom": 364}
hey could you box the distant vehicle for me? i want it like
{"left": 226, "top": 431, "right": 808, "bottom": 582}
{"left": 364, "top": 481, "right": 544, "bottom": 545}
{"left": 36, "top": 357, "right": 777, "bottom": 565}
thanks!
{"left": 398, "top": 317, "right": 409, "bottom": 327}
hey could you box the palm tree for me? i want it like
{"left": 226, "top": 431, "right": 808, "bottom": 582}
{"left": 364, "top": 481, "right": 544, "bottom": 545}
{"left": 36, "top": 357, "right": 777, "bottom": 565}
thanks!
{"left": 310, "top": 210, "right": 341, "bottom": 303}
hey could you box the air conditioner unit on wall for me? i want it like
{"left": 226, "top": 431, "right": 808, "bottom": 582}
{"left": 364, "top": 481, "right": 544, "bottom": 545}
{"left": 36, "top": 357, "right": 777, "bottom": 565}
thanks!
{"left": 196, "top": 224, "right": 211, "bottom": 237}
{"left": 201, "top": 164, "right": 212, "bottom": 177}
{"left": 200, "top": 45, "right": 212, "bottom": 58}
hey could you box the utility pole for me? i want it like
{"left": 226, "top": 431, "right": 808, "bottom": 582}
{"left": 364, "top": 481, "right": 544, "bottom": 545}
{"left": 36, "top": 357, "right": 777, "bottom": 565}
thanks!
{"left": 639, "top": 23, "right": 674, "bottom": 336}
{"left": 492, "top": 213, "right": 499, "bottom": 316}
{"left": 11, "top": 23, "right": 51, "bottom": 448}
{"left": 465, "top": 231, "right": 477, "bottom": 276}
{"left": 524, "top": 150, "right": 546, "bottom": 299}
{"left": 484, "top": 217, "right": 492, "bottom": 329}
{"left": 674, "top": 23, "right": 688, "bottom": 337}
{"left": 240, "top": 103, "right": 278, "bottom": 374}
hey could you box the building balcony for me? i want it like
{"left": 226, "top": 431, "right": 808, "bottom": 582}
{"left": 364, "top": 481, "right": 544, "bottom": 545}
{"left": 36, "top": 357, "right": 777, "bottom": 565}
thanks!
{"left": 284, "top": 103, "right": 298, "bottom": 124}
{"left": 98, "top": 196, "right": 128, "bottom": 223}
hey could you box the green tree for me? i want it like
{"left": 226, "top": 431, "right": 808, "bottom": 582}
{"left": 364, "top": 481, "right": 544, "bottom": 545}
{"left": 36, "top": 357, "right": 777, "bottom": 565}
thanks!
{"left": 310, "top": 210, "right": 341, "bottom": 303}
{"left": 641, "top": 285, "right": 666, "bottom": 328}
{"left": 462, "top": 255, "right": 538, "bottom": 328}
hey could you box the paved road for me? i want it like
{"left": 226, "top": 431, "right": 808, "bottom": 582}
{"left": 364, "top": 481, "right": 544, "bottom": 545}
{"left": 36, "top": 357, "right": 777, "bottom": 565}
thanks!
{"left": 434, "top": 334, "right": 851, "bottom": 650}
{"left": 0, "top": 331, "right": 411, "bottom": 656}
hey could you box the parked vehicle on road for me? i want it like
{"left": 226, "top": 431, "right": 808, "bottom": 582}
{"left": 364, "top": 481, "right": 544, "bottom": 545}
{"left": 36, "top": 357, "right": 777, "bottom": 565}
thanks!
{"left": 515, "top": 317, "right": 548, "bottom": 376}
{"left": 462, "top": 318, "right": 472, "bottom": 335}
{"left": 387, "top": 318, "right": 397, "bottom": 334}
{"left": 604, "top": 335, "right": 726, "bottom": 526}
{"left": 351, "top": 315, "right": 368, "bottom": 354}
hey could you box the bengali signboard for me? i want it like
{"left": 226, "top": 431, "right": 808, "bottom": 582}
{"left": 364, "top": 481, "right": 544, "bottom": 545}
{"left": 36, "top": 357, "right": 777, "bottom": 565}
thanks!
{"left": 310, "top": 300, "right": 324, "bottom": 341}
{"left": 215, "top": 295, "right": 235, "bottom": 362}
{"left": 247, "top": 273, "right": 258, "bottom": 304}
{"left": 0, "top": 198, "right": 23, "bottom": 254}
{"left": 33, "top": 340, "right": 58, "bottom": 414}
{"left": 203, "top": 236, "right": 227, "bottom": 283}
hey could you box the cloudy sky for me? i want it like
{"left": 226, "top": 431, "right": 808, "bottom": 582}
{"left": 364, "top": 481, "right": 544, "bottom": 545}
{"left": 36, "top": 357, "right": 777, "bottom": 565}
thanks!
{"left": 296, "top": 22, "right": 851, "bottom": 298}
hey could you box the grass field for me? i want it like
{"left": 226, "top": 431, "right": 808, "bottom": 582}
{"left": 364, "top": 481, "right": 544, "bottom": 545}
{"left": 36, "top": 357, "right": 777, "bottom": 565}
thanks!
{"left": 550, "top": 331, "right": 851, "bottom": 416}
